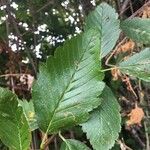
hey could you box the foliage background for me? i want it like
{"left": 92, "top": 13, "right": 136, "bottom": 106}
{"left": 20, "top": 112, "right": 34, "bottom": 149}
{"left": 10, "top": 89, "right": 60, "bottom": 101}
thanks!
{"left": 0, "top": 0, "right": 150, "bottom": 149}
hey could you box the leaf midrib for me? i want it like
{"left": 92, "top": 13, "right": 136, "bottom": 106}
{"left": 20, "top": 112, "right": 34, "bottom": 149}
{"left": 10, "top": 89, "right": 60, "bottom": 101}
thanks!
{"left": 12, "top": 95, "right": 23, "bottom": 150}
{"left": 44, "top": 37, "right": 94, "bottom": 135}
{"left": 14, "top": 106, "right": 23, "bottom": 150}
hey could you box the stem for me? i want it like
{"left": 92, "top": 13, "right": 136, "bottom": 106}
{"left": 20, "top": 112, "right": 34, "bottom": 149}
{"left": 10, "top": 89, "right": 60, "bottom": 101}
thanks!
{"left": 101, "top": 66, "right": 132, "bottom": 73}
{"left": 58, "top": 131, "right": 66, "bottom": 142}
{"left": 40, "top": 133, "right": 47, "bottom": 150}
{"left": 128, "top": 1, "right": 150, "bottom": 19}
{"left": 120, "top": 0, "right": 130, "bottom": 15}
{"left": 59, "top": 131, "right": 72, "bottom": 150}
{"left": 101, "top": 68, "right": 113, "bottom": 72}
{"left": 36, "top": 1, "right": 54, "bottom": 13}
{"left": 144, "top": 111, "right": 150, "bottom": 150}
{"left": 43, "top": 135, "right": 55, "bottom": 150}
{"left": 105, "top": 37, "right": 127, "bottom": 67}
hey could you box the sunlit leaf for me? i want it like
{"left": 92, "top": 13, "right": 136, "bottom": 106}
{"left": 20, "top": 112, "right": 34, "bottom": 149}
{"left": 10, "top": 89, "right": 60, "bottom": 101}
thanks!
{"left": 32, "top": 29, "right": 105, "bottom": 134}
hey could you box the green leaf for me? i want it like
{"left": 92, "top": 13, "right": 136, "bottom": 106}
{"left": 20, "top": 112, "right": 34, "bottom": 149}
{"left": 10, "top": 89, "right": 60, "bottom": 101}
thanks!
{"left": 81, "top": 86, "right": 121, "bottom": 150}
{"left": 119, "top": 48, "right": 150, "bottom": 82}
{"left": 32, "top": 29, "right": 105, "bottom": 134}
{"left": 121, "top": 18, "right": 150, "bottom": 44}
{"left": 19, "top": 100, "right": 38, "bottom": 131}
{"left": 85, "top": 2, "right": 120, "bottom": 58}
{"left": 60, "top": 139, "right": 90, "bottom": 150}
{"left": 0, "top": 88, "right": 31, "bottom": 150}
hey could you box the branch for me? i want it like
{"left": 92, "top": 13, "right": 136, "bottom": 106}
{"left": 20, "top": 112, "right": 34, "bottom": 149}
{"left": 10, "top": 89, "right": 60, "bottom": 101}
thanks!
{"left": 36, "top": 0, "right": 54, "bottom": 14}
{"left": 120, "top": 0, "right": 130, "bottom": 16}
{"left": 128, "top": 1, "right": 150, "bottom": 19}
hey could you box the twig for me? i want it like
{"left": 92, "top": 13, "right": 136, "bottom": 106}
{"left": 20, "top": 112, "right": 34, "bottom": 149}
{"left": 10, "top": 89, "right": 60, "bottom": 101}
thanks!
{"left": 122, "top": 75, "right": 138, "bottom": 99}
{"left": 128, "top": 1, "right": 150, "bottom": 19}
{"left": 28, "top": 0, "right": 37, "bottom": 49}
{"left": 118, "top": 139, "right": 133, "bottom": 150}
{"left": 54, "top": 137, "right": 58, "bottom": 150}
{"left": 36, "top": 0, "right": 54, "bottom": 14}
{"left": 41, "top": 132, "right": 56, "bottom": 150}
{"left": 129, "top": 0, "right": 134, "bottom": 15}
{"left": 120, "top": 0, "right": 130, "bottom": 16}
{"left": 138, "top": 80, "right": 150, "bottom": 149}
{"left": 42, "top": 135, "right": 56, "bottom": 150}
{"left": 114, "top": 0, "right": 121, "bottom": 14}
{"left": 144, "top": 119, "right": 150, "bottom": 150}
{"left": 3, "top": 0, "right": 15, "bottom": 93}
{"left": 105, "top": 37, "right": 127, "bottom": 67}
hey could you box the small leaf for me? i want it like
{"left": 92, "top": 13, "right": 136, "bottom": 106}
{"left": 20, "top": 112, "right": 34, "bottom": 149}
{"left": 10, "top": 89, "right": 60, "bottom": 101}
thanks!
{"left": 32, "top": 29, "right": 105, "bottom": 134}
{"left": 60, "top": 139, "right": 90, "bottom": 150}
{"left": 0, "top": 88, "right": 31, "bottom": 150}
{"left": 19, "top": 100, "right": 38, "bottom": 131}
{"left": 81, "top": 86, "right": 121, "bottom": 150}
{"left": 119, "top": 48, "right": 150, "bottom": 82}
{"left": 85, "top": 2, "right": 120, "bottom": 57}
{"left": 121, "top": 18, "right": 150, "bottom": 44}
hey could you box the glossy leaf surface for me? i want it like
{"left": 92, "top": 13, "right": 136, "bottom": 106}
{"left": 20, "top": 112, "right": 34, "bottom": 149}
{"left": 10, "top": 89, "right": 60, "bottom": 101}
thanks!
{"left": 32, "top": 29, "right": 105, "bottom": 134}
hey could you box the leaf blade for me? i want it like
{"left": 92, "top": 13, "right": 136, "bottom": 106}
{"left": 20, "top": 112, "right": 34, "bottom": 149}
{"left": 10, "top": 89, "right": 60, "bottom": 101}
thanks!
{"left": 32, "top": 29, "right": 105, "bottom": 134}
{"left": 19, "top": 100, "right": 38, "bottom": 131}
{"left": 121, "top": 18, "right": 150, "bottom": 44}
{"left": 119, "top": 48, "right": 150, "bottom": 82}
{"left": 81, "top": 86, "right": 121, "bottom": 150}
{"left": 60, "top": 139, "right": 90, "bottom": 150}
{"left": 85, "top": 2, "right": 120, "bottom": 57}
{"left": 0, "top": 88, "right": 31, "bottom": 150}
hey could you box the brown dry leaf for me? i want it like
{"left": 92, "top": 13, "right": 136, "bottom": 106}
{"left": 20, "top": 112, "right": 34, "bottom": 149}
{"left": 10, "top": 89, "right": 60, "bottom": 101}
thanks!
{"left": 116, "top": 40, "right": 135, "bottom": 55}
{"left": 142, "top": 6, "right": 150, "bottom": 18}
{"left": 111, "top": 67, "right": 121, "bottom": 80}
{"left": 127, "top": 104, "right": 144, "bottom": 126}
